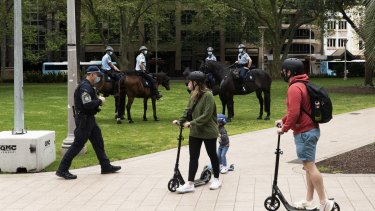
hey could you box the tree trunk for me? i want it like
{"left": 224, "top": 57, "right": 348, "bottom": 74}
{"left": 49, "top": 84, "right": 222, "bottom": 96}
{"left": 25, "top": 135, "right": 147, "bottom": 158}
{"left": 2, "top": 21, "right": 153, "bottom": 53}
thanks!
{"left": 270, "top": 46, "right": 281, "bottom": 78}
{"left": 364, "top": 52, "right": 374, "bottom": 86}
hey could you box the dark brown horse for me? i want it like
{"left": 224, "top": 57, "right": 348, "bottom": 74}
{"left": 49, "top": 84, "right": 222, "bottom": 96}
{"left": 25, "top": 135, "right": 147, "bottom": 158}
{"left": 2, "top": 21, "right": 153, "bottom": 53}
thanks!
{"left": 117, "top": 72, "right": 170, "bottom": 124}
{"left": 200, "top": 60, "right": 272, "bottom": 121}
{"left": 95, "top": 72, "right": 126, "bottom": 120}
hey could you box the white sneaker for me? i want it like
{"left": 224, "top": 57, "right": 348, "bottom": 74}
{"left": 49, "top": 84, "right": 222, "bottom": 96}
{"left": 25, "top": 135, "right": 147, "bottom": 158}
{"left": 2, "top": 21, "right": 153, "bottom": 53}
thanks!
{"left": 320, "top": 200, "right": 334, "bottom": 211}
{"left": 293, "top": 200, "right": 316, "bottom": 209}
{"left": 220, "top": 167, "right": 228, "bottom": 174}
{"left": 209, "top": 178, "right": 221, "bottom": 190}
{"left": 176, "top": 182, "right": 195, "bottom": 194}
{"left": 219, "top": 164, "right": 223, "bottom": 171}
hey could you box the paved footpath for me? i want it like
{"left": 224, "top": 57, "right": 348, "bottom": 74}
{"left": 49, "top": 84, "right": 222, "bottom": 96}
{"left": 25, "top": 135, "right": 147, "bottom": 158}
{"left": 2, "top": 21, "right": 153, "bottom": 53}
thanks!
{"left": 0, "top": 108, "right": 374, "bottom": 211}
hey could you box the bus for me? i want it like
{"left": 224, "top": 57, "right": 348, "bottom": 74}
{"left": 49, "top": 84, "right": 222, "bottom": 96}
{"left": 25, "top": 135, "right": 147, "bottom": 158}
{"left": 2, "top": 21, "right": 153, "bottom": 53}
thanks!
{"left": 42, "top": 61, "right": 111, "bottom": 75}
{"left": 320, "top": 60, "right": 365, "bottom": 77}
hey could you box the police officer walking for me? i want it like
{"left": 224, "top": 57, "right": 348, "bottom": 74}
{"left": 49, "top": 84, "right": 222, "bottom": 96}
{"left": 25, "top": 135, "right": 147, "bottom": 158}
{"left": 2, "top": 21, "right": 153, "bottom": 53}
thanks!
{"left": 235, "top": 44, "right": 252, "bottom": 92}
{"left": 56, "top": 66, "right": 121, "bottom": 180}
{"left": 135, "top": 45, "right": 162, "bottom": 100}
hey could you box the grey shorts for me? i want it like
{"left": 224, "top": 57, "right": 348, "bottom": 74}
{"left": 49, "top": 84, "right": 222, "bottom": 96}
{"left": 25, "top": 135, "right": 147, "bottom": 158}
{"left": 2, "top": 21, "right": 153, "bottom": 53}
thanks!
{"left": 294, "top": 128, "right": 320, "bottom": 161}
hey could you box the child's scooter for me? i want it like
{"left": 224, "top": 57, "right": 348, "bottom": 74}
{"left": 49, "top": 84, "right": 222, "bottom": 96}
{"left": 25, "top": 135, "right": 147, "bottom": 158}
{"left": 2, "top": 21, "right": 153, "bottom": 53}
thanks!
{"left": 168, "top": 121, "right": 212, "bottom": 192}
{"left": 264, "top": 125, "right": 340, "bottom": 211}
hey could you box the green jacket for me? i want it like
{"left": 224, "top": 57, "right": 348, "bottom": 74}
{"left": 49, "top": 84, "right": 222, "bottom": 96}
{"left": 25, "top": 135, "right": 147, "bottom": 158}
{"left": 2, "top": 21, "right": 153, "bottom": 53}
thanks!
{"left": 179, "top": 91, "right": 218, "bottom": 139}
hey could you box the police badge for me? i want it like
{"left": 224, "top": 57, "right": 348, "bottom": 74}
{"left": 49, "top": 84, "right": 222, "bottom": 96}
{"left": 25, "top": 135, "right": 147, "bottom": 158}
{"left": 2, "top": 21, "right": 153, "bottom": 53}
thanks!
{"left": 82, "top": 92, "right": 92, "bottom": 104}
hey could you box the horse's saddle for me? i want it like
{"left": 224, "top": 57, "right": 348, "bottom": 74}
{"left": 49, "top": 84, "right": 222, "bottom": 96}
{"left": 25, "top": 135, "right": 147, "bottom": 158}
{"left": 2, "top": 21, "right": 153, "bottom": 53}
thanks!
{"left": 231, "top": 68, "right": 241, "bottom": 79}
{"left": 139, "top": 76, "right": 151, "bottom": 88}
{"left": 100, "top": 70, "right": 113, "bottom": 82}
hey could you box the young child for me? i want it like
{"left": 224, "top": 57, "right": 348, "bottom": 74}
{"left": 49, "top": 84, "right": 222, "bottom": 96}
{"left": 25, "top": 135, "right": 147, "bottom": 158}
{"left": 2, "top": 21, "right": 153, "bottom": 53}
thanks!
{"left": 217, "top": 114, "right": 230, "bottom": 174}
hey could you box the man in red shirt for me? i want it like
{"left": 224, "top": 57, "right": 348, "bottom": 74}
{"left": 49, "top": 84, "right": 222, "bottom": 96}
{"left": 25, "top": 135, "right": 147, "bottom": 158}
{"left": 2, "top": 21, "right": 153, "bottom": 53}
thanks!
{"left": 275, "top": 58, "right": 334, "bottom": 211}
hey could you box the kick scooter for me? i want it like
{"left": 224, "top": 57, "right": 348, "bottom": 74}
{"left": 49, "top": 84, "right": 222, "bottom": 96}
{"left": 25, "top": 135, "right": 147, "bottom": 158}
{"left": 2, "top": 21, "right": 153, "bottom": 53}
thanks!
{"left": 167, "top": 121, "right": 212, "bottom": 192}
{"left": 264, "top": 125, "right": 340, "bottom": 211}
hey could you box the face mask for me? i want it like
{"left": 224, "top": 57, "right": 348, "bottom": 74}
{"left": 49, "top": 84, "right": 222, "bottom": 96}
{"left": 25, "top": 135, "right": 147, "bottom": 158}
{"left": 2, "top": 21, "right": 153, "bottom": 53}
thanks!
{"left": 94, "top": 76, "right": 101, "bottom": 84}
{"left": 238, "top": 48, "right": 243, "bottom": 53}
{"left": 281, "top": 69, "right": 290, "bottom": 83}
{"left": 109, "top": 51, "right": 113, "bottom": 56}
{"left": 144, "top": 50, "right": 147, "bottom": 55}
{"left": 208, "top": 52, "right": 212, "bottom": 55}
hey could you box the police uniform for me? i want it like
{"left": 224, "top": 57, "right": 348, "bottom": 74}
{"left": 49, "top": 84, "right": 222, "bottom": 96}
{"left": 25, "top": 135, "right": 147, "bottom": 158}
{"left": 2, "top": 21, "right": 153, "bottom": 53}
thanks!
{"left": 206, "top": 54, "right": 217, "bottom": 61}
{"left": 135, "top": 52, "right": 160, "bottom": 98}
{"left": 56, "top": 67, "right": 120, "bottom": 179}
{"left": 238, "top": 51, "right": 251, "bottom": 87}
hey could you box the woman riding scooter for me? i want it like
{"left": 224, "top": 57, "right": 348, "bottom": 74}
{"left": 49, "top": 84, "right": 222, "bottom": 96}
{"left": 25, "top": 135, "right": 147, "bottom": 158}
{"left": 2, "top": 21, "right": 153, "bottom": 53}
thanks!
{"left": 172, "top": 71, "right": 221, "bottom": 193}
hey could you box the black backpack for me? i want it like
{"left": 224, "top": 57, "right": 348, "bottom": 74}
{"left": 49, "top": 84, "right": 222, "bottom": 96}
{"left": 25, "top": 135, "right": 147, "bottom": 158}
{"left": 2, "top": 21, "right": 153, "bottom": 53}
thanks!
{"left": 295, "top": 81, "right": 333, "bottom": 123}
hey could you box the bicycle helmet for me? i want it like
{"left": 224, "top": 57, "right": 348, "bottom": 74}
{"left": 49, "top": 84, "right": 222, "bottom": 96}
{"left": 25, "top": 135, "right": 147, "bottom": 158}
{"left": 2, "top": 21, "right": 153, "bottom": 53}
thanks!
{"left": 105, "top": 46, "right": 113, "bottom": 52}
{"left": 207, "top": 47, "right": 214, "bottom": 52}
{"left": 217, "top": 114, "right": 227, "bottom": 125}
{"left": 139, "top": 46, "right": 147, "bottom": 52}
{"left": 238, "top": 44, "right": 246, "bottom": 49}
{"left": 282, "top": 58, "right": 304, "bottom": 76}
{"left": 187, "top": 71, "right": 206, "bottom": 84}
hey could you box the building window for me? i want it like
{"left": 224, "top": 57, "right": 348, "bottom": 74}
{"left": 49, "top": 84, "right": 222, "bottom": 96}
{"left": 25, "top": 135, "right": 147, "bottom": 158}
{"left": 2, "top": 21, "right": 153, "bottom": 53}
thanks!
{"left": 338, "top": 21, "right": 347, "bottom": 30}
{"left": 359, "top": 40, "right": 364, "bottom": 50}
{"left": 181, "top": 10, "right": 196, "bottom": 25}
{"left": 327, "top": 39, "right": 336, "bottom": 47}
{"left": 282, "top": 44, "right": 313, "bottom": 54}
{"left": 327, "top": 21, "right": 336, "bottom": 30}
{"left": 338, "top": 39, "right": 347, "bottom": 47}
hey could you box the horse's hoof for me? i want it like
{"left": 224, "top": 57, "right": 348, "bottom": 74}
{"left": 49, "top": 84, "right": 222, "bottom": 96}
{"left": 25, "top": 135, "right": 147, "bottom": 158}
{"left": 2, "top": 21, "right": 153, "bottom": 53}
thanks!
{"left": 143, "top": 118, "right": 148, "bottom": 121}
{"left": 154, "top": 118, "right": 159, "bottom": 121}
{"left": 116, "top": 119, "right": 122, "bottom": 124}
{"left": 264, "top": 116, "right": 270, "bottom": 120}
{"left": 257, "top": 117, "right": 262, "bottom": 120}
{"left": 129, "top": 120, "right": 134, "bottom": 124}
{"left": 227, "top": 118, "right": 232, "bottom": 122}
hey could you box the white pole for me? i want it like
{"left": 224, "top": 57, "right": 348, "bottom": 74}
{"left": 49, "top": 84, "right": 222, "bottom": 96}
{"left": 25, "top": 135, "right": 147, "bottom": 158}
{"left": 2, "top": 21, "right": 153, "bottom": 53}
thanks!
{"left": 61, "top": 0, "right": 85, "bottom": 154}
{"left": 13, "top": 0, "right": 25, "bottom": 134}
{"left": 344, "top": 39, "right": 347, "bottom": 80}
{"left": 309, "top": 24, "right": 312, "bottom": 75}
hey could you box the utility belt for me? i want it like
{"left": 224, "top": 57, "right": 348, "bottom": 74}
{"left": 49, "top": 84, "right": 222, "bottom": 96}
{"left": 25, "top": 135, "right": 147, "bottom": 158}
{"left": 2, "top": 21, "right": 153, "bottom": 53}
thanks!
{"left": 72, "top": 106, "right": 95, "bottom": 129}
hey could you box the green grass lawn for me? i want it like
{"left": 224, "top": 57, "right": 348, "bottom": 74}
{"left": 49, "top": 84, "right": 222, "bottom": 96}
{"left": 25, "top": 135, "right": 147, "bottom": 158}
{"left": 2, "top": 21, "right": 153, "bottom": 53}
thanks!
{"left": 0, "top": 78, "right": 374, "bottom": 171}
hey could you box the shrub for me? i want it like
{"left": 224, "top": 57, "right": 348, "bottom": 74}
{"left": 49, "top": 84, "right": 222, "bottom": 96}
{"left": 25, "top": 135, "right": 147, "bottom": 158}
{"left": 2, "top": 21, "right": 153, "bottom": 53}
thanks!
{"left": 24, "top": 71, "right": 67, "bottom": 83}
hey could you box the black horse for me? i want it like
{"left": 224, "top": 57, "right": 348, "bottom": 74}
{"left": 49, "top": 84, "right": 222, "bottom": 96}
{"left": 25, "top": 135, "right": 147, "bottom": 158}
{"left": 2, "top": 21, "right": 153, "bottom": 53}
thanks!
{"left": 200, "top": 60, "right": 272, "bottom": 121}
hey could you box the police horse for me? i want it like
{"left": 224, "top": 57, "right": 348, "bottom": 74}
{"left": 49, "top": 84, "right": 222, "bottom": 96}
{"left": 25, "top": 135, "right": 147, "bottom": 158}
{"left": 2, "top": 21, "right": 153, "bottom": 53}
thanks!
{"left": 95, "top": 71, "right": 126, "bottom": 120}
{"left": 200, "top": 60, "right": 271, "bottom": 121}
{"left": 116, "top": 71, "right": 170, "bottom": 124}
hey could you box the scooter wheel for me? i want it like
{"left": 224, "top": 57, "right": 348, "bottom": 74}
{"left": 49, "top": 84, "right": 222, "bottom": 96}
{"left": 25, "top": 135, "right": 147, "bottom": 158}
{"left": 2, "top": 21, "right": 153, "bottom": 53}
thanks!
{"left": 264, "top": 196, "right": 280, "bottom": 211}
{"left": 168, "top": 179, "right": 179, "bottom": 192}
{"left": 202, "top": 170, "right": 212, "bottom": 184}
{"left": 333, "top": 202, "right": 340, "bottom": 211}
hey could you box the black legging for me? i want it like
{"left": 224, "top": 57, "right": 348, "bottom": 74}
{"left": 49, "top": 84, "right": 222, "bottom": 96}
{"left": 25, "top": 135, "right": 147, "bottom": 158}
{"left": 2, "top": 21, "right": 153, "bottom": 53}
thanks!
{"left": 188, "top": 136, "right": 220, "bottom": 181}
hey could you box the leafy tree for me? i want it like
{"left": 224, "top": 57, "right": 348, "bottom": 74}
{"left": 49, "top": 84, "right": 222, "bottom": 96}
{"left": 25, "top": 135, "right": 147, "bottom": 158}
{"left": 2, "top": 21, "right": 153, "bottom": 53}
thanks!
{"left": 364, "top": 0, "right": 375, "bottom": 86}
{"left": 0, "top": 0, "right": 13, "bottom": 81}
{"left": 325, "top": 0, "right": 373, "bottom": 86}
{"left": 224, "top": 0, "right": 323, "bottom": 77}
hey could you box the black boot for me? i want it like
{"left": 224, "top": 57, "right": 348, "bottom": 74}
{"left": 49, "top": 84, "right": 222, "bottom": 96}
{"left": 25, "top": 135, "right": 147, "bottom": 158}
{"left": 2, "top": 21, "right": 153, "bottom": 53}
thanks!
{"left": 56, "top": 170, "right": 77, "bottom": 180}
{"left": 154, "top": 90, "right": 163, "bottom": 100}
{"left": 101, "top": 164, "right": 122, "bottom": 174}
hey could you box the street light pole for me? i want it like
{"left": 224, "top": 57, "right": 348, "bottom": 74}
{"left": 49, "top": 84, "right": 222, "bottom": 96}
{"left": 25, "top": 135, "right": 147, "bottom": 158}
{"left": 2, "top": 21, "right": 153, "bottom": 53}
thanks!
{"left": 13, "top": 0, "right": 25, "bottom": 134}
{"left": 309, "top": 24, "right": 312, "bottom": 75}
{"left": 61, "top": 0, "right": 86, "bottom": 154}
{"left": 344, "top": 38, "right": 348, "bottom": 80}
{"left": 258, "top": 26, "right": 267, "bottom": 70}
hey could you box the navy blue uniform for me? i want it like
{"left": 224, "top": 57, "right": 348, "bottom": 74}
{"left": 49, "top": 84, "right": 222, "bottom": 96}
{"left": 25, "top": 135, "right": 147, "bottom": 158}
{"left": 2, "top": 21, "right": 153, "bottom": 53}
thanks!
{"left": 58, "top": 79, "right": 110, "bottom": 172}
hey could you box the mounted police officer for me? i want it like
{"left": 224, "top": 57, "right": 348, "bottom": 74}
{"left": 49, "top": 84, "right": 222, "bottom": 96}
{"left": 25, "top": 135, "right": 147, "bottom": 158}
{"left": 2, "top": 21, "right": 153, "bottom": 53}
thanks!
{"left": 235, "top": 44, "right": 252, "bottom": 92}
{"left": 56, "top": 66, "right": 121, "bottom": 180}
{"left": 135, "top": 45, "right": 162, "bottom": 100}
{"left": 206, "top": 47, "right": 217, "bottom": 61}
{"left": 101, "top": 46, "right": 121, "bottom": 96}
